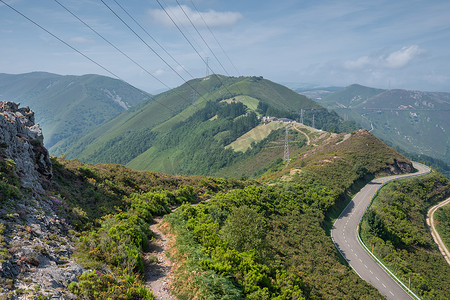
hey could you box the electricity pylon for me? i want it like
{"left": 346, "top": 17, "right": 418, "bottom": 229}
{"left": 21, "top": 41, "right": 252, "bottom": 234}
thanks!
{"left": 284, "top": 126, "right": 290, "bottom": 164}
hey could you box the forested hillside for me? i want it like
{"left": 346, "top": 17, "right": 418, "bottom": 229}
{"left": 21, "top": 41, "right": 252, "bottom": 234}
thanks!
{"left": 65, "top": 75, "right": 358, "bottom": 174}
{"left": 361, "top": 172, "right": 450, "bottom": 299}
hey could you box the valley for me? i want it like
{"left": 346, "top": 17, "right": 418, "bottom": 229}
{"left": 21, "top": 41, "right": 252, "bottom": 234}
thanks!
{"left": 303, "top": 84, "right": 450, "bottom": 176}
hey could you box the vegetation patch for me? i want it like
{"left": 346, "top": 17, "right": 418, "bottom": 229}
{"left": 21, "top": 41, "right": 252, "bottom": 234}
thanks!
{"left": 166, "top": 181, "right": 382, "bottom": 299}
{"left": 49, "top": 158, "right": 246, "bottom": 298}
{"left": 360, "top": 172, "right": 450, "bottom": 299}
{"left": 434, "top": 204, "right": 450, "bottom": 250}
{"left": 0, "top": 157, "right": 20, "bottom": 203}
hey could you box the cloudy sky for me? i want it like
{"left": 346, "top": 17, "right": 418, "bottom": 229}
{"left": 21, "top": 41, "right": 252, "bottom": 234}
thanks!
{"left": 1, "top": 0, "right": 449, "bottom": 93}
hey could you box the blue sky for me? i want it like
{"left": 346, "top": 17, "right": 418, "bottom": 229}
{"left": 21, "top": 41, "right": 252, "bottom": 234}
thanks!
{"left": 1, "top": 0, "right": 450, "bottom": 93}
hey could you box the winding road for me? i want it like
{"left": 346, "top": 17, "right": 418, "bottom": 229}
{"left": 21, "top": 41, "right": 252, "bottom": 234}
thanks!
{"left": 426, "top": 197, "right": 450, "bottom": 265}
{"left": 331, "top": 162, "right": 431, "bottom": 300}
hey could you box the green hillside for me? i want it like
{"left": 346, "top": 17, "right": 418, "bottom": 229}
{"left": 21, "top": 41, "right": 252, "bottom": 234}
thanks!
{"left": 313, "top": 84, "right": 450, "bottom": 167}
{"left": 48, "top": 127, "right": 413, "bottom": 298}
{"left": 361, "top": 172, "right": 450, "bottom": 299}
{"left": 0, "top": 72, "right": 150, "bottom": 155}
{"left": 69, "top": 75, "right": 353, "bottom": 172}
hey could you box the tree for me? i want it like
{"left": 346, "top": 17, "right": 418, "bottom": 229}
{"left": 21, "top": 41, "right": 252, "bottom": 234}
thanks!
{"left": 220, "top": 205, "right": 266, "bottom": 254}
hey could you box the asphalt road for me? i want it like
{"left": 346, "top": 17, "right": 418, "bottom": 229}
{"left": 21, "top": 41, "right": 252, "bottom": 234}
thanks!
{"left": 331, "top": 162, "right": 431, "bottom": 300}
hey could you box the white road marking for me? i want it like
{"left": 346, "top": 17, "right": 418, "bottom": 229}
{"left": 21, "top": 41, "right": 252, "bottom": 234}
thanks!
{"left": 369, "top": 270, "right": 373, "bottom": 274}
{"left": 382, "top": 283, "right": 386, "bottom": 288}
{"left": 390, "top": 291, "right": 394, "bottom": 296}
{"left": 376, "top": 276, "right": 379, "bottom": 281}
{"left": 364, "top": 264, "right": 367, "bottom": 268}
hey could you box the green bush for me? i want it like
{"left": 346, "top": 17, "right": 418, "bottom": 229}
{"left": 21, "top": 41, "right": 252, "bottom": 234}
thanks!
{"left": 68, "top": 271, "right": 154, "bottom": 299}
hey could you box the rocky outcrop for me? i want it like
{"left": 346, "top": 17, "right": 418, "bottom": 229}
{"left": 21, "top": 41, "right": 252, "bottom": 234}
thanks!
{"left": 0, "top": 101, "right": 52, "bottom": 187}
{"left": 384, "top": 159, "right": 415, "bottom": 175}
{"left": 0, "top": 102, "right": 82, "bottom": 299}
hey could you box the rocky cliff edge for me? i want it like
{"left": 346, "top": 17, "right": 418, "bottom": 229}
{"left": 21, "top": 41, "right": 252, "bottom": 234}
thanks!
{"left": 1, "top": 102, "right": 82, "bottom": 299}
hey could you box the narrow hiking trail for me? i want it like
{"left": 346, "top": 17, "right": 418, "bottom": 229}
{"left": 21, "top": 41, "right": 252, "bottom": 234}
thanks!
{"left": 144, "top": 216, "right": 175, "bottom": 300}
{"left": 292, "top": 125, "right": 311, "bottom": 145}
{"left": 426, "top": 197, "right": 450, "bottom": 265}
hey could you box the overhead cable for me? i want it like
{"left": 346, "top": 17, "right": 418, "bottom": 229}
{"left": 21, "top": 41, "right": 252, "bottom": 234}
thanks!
{"left": 190, "top": 0, "right": 241, "bottom": 75}
{"left": 111, "top": 0, "right": 199, "bottom": 82}
{"left": 99, "top": 0, "right": 205, "bottom": 98}
{"left": 155, "top": 0, "right": 239, "bottom": 98}
{"left": 0, "top": 0, "right": 122, "bottom": 82}
{"left": 52, "top": 0, "right": 171, "bottom": 91}
{"left": 1, "top": 0, "right": 178, "bottom": 113}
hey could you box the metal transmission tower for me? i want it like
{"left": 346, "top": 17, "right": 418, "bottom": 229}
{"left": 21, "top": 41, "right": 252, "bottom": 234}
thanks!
{"left": 284, "top": 126, "right": 290, "bottom": 164}
{"left": 300, "top": 109, "right": 304, "bottom": 124}
{"left": 205, "top": 57, "right": 210, "bottom": 76}
{"left": 312, "top": 114, "right": 315, "bottom": 129}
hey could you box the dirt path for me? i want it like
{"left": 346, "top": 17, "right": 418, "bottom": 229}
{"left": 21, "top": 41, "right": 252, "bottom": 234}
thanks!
{"left": 426, "top": 197, "right": 450, "bottom": 265}
{"left": 144, "top": 216, "right": 175, "bottom": 300}
{"left": 293, "top": 125, "right": 311, "bottom": 145}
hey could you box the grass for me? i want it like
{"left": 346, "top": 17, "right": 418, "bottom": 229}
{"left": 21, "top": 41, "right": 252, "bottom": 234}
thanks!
{"left": 221, "top": 95, "right": 260, "bottom": 112}
{"left": 225, "top": 122, "right": 285, "bottom": 152}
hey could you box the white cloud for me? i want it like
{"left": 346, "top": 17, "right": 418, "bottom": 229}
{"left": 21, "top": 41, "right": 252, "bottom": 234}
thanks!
{"left": 69, "top": 36, "right": 93, "bottom": 44}
{"left": 153, "top": 68, "right": 165, "bottom": 76}
{"left": 148, "top": 5, "right": 242, "bottom": 28}
{"left": 384, "top": 45, "right": 424, "bottom": 68}
{"left": 345, "top": 45, "right": 424, "bottom": 70}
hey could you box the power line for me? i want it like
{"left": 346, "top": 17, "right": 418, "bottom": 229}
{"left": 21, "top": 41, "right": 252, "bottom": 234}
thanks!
{"left": 190, "top": 0, "right": 240, "bottom": 75}
{"left": 154, "top": 0, "right": 239, "bottom": 99}
{"left": 99, "top": 0, "right": 205, "bottom": 99}
{"left": 52, "top": 0, "right": 171, "bottom": 91}
{"left": 174, "top": 0, "right": 246, "bottom": 97}
{"left": 175, "top": 0, "right": 230, "bottom": 77}
{"left": 1, "top": 0, "right": 179, "bottom": 114}
{"left": 50, "top": 0, "right": 187, "bottom": 113}
{"left": 110, "top": 0, "right": 199, "bottom": 82}
{"left": 0, "top": 0, "right": 122, "bottom": 81}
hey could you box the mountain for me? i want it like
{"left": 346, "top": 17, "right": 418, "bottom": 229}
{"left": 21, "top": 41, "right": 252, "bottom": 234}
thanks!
{"left": 310, "top": 84, "right": 450, "bottom": 166}
{"left": 317, "top": 84, "right": 385, "bottom": 108}
{"left": 294, "top": 86, "right": 343, "bottom": 100}
{"left": 4, "top": 101, "right": 448, "bottom": 299}
{"left": 0, "top": 72, "right": 150, "bottom": 155}
{"left": 65, "top": 75, "right": 359, "bottom": 175}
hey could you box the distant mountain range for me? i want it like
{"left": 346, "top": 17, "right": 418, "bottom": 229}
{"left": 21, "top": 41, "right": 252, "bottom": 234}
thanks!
{"left": 301, "top": 84, "right": 450, "bottom": 166}
{"left": 0, "top": 72, "right": 150, "bottom": 155}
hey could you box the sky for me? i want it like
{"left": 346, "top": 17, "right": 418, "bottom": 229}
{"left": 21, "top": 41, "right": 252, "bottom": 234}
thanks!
{"left": 1, "top": 0, "right": 450, "bottom": 93}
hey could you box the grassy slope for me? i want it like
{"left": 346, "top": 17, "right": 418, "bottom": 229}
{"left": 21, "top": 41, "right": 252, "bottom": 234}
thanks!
{"left": 225, "top": 122, "right": 285, "bottom": 152}
{"left": 262, "top": 129, "right": 411, "bottom": 194}
{"left": 161, "top": 127, "right": 413, "bottom": 299}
